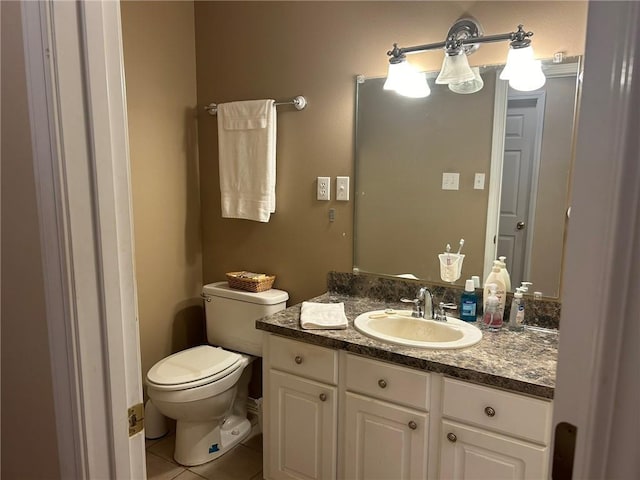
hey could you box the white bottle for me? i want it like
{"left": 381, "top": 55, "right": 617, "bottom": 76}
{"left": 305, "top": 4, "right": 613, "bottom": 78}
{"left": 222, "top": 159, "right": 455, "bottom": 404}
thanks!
{"left": 508, "top": 288, "right": 525, "bottom": 331}
{"left": 497, "top": 256, "right": 512, "bottom": 292}
{"left": 483, "top": 266, "right": 507, "bottom": 316}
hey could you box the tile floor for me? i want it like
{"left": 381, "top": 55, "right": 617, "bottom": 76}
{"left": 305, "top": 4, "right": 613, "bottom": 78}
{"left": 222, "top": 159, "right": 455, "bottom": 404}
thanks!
{"left": 145, "top": 431, "right": 263, "bottom": 480}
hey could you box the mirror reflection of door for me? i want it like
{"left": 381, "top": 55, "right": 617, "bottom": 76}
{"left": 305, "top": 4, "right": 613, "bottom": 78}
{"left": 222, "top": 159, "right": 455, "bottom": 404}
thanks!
{"left": 498, "top": 94, "right": 545, "bottom": 288}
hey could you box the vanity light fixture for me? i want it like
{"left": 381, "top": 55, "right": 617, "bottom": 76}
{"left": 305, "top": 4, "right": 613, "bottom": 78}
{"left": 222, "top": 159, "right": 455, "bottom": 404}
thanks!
{"left": 385, "top": 18, "right": 546, "bottom": 96}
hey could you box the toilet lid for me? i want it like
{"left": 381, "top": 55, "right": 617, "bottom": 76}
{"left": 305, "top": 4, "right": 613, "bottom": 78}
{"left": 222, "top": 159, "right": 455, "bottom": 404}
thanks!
{"left": 147, "top": 345, "right": 241, "bottom": 386}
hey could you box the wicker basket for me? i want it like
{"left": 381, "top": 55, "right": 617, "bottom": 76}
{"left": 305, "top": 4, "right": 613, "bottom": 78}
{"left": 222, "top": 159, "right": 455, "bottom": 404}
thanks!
{"left": 226, "top": 271, "right": 275, "bottom": 293}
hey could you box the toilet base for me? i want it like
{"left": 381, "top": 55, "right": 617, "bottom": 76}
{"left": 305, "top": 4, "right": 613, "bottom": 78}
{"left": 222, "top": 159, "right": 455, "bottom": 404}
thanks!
{"left": 174, "top": 415, "right": 251, "bottom": 466}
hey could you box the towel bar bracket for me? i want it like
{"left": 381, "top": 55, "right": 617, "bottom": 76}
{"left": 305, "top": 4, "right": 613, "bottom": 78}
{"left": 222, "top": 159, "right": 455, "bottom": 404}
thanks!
{"left": 204, "top": 95, "right": 307, "bottom": 116}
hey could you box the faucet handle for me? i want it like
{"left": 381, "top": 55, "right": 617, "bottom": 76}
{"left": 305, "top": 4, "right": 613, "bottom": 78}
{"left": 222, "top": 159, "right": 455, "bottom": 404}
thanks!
{"left": 435, "top": 302, "right": 457, "bottom": 321}
{"left": 400, "top": 297, "right": 423, "bottom": 318}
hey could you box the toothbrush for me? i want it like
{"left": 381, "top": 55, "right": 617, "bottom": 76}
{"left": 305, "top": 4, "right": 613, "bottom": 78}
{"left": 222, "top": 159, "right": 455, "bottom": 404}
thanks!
{"left": 446, "top": 244, "right": 451, "bottom": 265}
{"left": 456, "top": 238, "right": 465, "bottom": 255}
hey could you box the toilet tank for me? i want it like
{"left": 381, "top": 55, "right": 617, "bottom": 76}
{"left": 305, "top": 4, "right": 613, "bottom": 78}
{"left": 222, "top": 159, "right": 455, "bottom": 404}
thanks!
{"left": 202, "top": 281, "right": 288, "bottom": 356}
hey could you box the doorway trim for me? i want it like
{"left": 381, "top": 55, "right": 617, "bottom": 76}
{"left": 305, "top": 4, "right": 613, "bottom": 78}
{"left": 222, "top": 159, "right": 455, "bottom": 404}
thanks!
{"left": 21, "top": 1, "right": 145, "bottom": 478}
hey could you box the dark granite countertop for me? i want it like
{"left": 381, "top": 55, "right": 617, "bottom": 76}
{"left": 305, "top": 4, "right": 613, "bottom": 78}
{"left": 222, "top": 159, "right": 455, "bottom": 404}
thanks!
{"left": 256, "top": 292, "right": 558, "bottom": 399}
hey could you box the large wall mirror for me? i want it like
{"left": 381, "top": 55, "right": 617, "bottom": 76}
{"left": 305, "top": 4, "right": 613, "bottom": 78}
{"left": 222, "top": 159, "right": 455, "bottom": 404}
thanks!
{"left": 354, "top": 59, "right": 581, "bottom": 298}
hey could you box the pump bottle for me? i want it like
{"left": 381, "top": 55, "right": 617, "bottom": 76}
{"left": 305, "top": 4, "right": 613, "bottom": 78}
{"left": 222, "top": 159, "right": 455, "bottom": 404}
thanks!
{"left": 483, "top": 284, "right": 503, "bottom": 331}
{"left": 508, "top": 288, "right": 525, "bottom": 331}
{"left": 483, "top": 266, "right": 506, "bottom": 316}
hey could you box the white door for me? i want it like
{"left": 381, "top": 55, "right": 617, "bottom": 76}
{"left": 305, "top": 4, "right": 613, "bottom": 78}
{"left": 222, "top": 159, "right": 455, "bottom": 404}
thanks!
{"left": 498, "top": 98, "right": 541, "bottom": 287}
{"left": 344, "top": 392, "right": 428, "bottom": 480}
{"left": 268, "top": 371, "right": 338, "bottom": 480}
{"left": 439, "top": 420, "right": 548, "bottom": 480}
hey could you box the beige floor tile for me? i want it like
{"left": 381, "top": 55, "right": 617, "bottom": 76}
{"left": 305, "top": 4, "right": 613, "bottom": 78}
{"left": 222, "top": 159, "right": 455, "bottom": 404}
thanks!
{"left": 146, "top": 435, "right": 167, "bottom": 450}
{"left": 146, "top": 452, "right": 186, "bottom": 480}
{"left": 175, "top": 470, "right": 207, "bottom": 480}
{"left": 241, "top": 433, "right": 263, "bottom": 453}
{"left": 148, "top": 434, "right": 177, "bottom": 463}
{"left": 189, "top": 445, "right": 262, "bottom": 480}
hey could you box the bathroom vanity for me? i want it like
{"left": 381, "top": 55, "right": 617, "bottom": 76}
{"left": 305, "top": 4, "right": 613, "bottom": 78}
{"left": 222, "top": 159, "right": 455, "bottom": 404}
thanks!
{"left": 256, "top": 278, "right": 558, "bottom": 480}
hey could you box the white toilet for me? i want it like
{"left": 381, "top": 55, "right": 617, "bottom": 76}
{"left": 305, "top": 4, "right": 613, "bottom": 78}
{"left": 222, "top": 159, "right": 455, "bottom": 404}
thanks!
{"left": 146, "top": 281, "right": 288, "bottom": 466}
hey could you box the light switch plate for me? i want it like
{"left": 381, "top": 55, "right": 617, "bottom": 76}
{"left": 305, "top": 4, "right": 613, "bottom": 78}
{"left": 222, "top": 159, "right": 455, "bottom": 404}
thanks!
{"left": 336, "top": 176, "right": 350, "bottom": 201}
{"left": 442, "top": 172, "right": 460, "bottom": 190}
{"left": 474, "top": 173, "right": 486, "bottom": 190}
{"left": 317, "top": 177, "right": 330, "bottom": 200}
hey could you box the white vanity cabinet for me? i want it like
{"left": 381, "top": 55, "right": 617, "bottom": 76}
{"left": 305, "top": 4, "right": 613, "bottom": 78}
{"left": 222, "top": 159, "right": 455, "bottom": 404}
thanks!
{"left": 343, "top": 354, "right": 431, "bottom": 480}
{"left": 263, "top": 334, "right": 554, "bottom": 480}
{"left": 264, "top": 335, "right": 339, "bottom": 480}
{"left": 438, "top": 378, "right": 553, "bottom": 480}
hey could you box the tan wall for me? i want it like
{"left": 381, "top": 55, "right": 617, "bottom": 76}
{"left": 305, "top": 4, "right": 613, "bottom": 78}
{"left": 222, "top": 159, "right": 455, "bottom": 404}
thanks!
{"left": 1, "top": 2, "right": 62, "bottom": 478}
{"left": 121, "top": 1, "right": 204, "bottom": 379}
{"left": 194, "top": 1, "right": 587, "bottom": 305}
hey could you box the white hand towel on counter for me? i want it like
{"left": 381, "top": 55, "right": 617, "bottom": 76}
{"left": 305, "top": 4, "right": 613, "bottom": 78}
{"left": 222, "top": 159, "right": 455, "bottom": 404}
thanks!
{"left": 300, "top": 302, "right": 348, "bottom": 330}
{"left": 217, "top": 99, "right": 277, "bottom": 222}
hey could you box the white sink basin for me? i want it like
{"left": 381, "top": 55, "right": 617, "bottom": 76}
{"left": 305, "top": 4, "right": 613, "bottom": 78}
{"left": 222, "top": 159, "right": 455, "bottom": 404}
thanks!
{"left": 354, "top": 309, "right": 482, "bottom": 350}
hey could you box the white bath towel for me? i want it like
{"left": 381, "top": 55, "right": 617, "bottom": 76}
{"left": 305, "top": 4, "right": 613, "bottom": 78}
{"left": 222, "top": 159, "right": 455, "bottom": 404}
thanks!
{"left": 217, "top": 99, "right": 276, "bottom": 222}
{"left": 300, "top": 302, "right": 348, "bottom": 330}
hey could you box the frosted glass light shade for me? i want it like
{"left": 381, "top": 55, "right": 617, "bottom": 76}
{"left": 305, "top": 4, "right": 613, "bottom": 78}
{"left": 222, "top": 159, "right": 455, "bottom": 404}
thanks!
{"left": 396, "top": 71, "right": 431, "bottom": 98}
{"left": 500, "top": 45, "right": 535, "bottom": 80}
{"left": 384, "top": 60, "right": 414, "bottom": 91}
{"left": 384, "top": 60, "right": 430, "bottom": 98}
{"left": 509, "top": 60, "right": 546, "bottom": 91}
{"left": 435, "top": 52, "right": 475, "bottom": 85}
{"left": 449, "top": 67, "right": 484, "bottom": 94}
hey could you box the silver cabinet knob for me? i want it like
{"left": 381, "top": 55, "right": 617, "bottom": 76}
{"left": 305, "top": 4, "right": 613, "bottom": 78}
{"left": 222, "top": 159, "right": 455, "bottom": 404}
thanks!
{"left": 294, "top": 356, "right": 303, "bottom": 364}
{"left": 447, "top": 432, "right": 457, "bottom": 443}
{"left": 408, "top": 421, "right": 417, "bottom": 430}
{"left": 378, "top": 379, "right": 387, "bottom": 389}
{"left": 319, "top": 393, "right": 327, "bottom": 402}
{"left": 484, "top": 406, "right": 496, "bottom": 417}
{"left": 517, "top": 221, "right": 526, "bottom": 230}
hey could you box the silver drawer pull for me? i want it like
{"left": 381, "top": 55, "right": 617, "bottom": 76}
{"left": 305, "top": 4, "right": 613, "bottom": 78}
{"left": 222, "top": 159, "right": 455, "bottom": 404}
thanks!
{"left": 319, "top": 393, "right": 327, "bottom": 402}
{"left": 294, "top": 356, "right": 303, "bottom": 364}
{"left": 408, "top": 421, "right": 417, "bottom": 430}
{"left": 484, "top": 406, "right": 496, "bottom": 417}
{"left": 378, "top": 379, "right": 387, "bottom": 389}
{"left": 447, "top": 432, "right": 457, "bottom": 443}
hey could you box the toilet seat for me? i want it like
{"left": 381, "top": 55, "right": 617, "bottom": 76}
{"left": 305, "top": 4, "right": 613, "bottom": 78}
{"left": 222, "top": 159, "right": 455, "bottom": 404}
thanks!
{"left": 147, "top": 345, "right": 244, "bottom": 392}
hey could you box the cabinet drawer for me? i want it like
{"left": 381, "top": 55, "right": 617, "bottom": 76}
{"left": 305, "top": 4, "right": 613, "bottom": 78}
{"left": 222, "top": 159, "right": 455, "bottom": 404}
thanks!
{"left": 345, "top": 354, "right": 430, "bottom": 411}
{"left": 267, "top": 335, "right": 338, "bottom": 385}
{"left": 442, "top": 378, "right": 552, "bottom": 444}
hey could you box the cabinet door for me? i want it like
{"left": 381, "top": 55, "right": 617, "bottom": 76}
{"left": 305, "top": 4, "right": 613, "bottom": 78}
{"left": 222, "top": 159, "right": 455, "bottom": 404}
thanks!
{"left": 439, "top": 420, "right": 549, "bottom": 480}
{"left": 267, "top": 370, "right": 337, "bottom": 480}
{"left": 344, "top": 392, "right": 429, "bottom": 480}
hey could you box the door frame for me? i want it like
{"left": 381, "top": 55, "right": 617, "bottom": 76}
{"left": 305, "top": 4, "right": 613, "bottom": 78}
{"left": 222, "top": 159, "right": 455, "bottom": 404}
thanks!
{"left": 21, "top": 1, "right": 144, "bottom": 478}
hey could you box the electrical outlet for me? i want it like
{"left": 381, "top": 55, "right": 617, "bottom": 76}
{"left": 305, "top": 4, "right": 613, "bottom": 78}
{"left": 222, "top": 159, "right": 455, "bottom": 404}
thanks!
{"left": 474, "top": 173, "right": 486, "bottom": 190}
{"left": 317, "top": 177, "right": 330, "bottom": 200}
{"left": 442, "top": 172, "right": 460, "bottom": 190}
{"left": 336, "top": 176, "right": 350, "bottom": 201}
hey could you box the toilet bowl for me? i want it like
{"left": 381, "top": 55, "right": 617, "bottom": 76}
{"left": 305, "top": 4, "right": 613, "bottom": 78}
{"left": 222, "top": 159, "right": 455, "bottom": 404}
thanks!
{"left": 147, "top": 345, "right": 254, "bottom": 466}
{"left": 146, "top": 282, "right": 288, "bottom": 466}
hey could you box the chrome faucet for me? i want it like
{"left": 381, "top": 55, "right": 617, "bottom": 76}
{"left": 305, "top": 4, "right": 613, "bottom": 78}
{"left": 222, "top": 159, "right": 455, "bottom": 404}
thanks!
{"left": 401, "top": 287, "right": 434, "bottom": 319}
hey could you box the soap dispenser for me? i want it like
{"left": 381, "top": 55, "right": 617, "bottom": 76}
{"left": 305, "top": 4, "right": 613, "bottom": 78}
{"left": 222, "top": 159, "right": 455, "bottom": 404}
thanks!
{"left": 483, "top": 284, "right": 503, "bottom": 331}
{"left": 483, "top": 265, "right": 506, "bottom": 316}
{"left": 508, "top": 288, "right": 525, "bottom": 331}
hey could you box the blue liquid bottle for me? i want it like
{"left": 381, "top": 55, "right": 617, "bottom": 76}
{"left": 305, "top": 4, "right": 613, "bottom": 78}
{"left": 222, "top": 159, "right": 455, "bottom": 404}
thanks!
{"left": 460, "top": 279, "right": 478, "bottom": 322}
